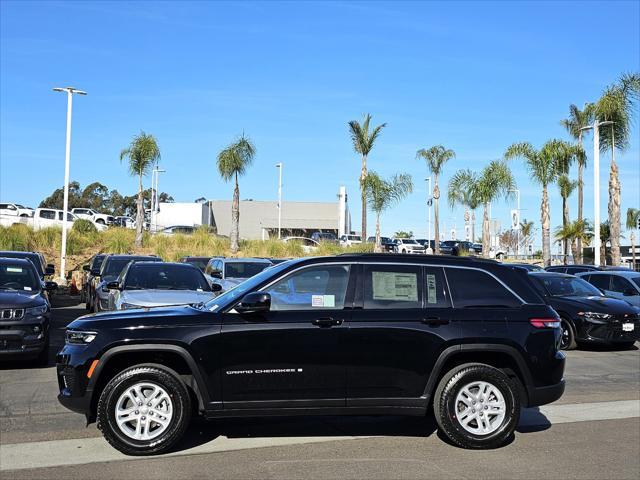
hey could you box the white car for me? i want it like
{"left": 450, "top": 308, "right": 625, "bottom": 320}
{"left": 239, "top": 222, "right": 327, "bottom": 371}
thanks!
{"left": 339, "top": 234, "right": 362, "bottom": 247}
{"left": 71, "top": 208, "right": 114, "bottom": 225}
{"left": 0, "top": 203, "right": 34, "bottom": 218}
{"left": 394, "top": 238, "right": 426, "bottom": 254}
{"left": 115, "top": 216, "right": 136, "bottom": 229}
{"left": 32, "top": 208, "right": 77, "bottom": 230}
{"left": 282, "top": 236, "right": 319, "bottom": 253}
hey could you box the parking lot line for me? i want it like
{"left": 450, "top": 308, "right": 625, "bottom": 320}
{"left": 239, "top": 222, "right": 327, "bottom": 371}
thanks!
{"left": 1, "top": 399, "right": 638, "bottom": 472}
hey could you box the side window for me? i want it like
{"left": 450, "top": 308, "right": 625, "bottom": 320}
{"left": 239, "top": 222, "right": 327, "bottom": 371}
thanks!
{"left": 445, "top": 268, "right": 521, "bottom": 308}
{"left": 588, "top": 274, "right": 611, "bottom": 291}
{"left": 424, "top": 267, "right": 451, "bottom": 308}
{"left": 264, "top": 264, "right": 350, "bottom": 311}
{"left": 610, "top": 276, "right": 632, "bottom": 294}
{"left": 39, "top": 210, "right": 55, "bottom": 220}
{"left": 364, "top": 264, "right": 421, "bottom": 309}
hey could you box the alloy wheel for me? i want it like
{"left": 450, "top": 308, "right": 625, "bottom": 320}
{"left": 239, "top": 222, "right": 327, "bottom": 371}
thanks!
{"left": 455, "top": 381, "right": 506, "bottom": 436}
{"left": 114, "top": 382, "right": 173, "bottom": 441}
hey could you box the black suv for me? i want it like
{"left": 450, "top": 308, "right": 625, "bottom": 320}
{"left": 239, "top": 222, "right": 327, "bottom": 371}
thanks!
{"left": 57, "top": 254, "right": 565, "bottom": 455}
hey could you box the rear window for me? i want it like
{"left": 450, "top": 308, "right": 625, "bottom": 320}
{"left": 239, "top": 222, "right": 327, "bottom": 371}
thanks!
{"left": 124, "top": 264, "right": 209, "bottom": 291}
{"left": 225, "top": 262, "right": 270, "bottom": 279}
{"left": 445, "top": 268, "right": 521, "bottom": 308}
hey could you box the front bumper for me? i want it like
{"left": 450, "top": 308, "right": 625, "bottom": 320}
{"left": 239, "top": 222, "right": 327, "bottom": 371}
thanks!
{"left": 579, "top": 316, "right": 640, "bottom": 344}
{"left": 0, "top": 317, "right": 49, "bottom": 358}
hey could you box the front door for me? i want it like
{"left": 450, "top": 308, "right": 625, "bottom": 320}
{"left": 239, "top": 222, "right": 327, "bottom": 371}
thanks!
{"left": 219, "top": 263, "right": 354, "bottom": 409}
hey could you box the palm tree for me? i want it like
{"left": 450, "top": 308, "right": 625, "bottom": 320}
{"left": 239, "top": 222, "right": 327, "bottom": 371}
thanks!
{"left": 627, "top": 208, "right": 640, "bottom": 270}
{"left": 520, "top": 219, "right": 535, "bottom": 257}
{"left": 474, "top": 161, "right": 516, "bottom": 258}
{"left": 593, "top": 73, "right": 640, "bottom": 265}
{"left": 555, "top": 219, "right": 593, "bottom": 262}
{"left": 561, "top": 105, "right": 591, "bottom": 261}
{"left": 363, "top": 171, "right": 413, "bottom": 252}
{"left": 505, "top": 139, "right": 572, "bottom": 267}
{"left": 448, "top": 169, "right": 480, "bottom": 242}
{"left": 599, "top": 221, "right": 611, "bottom": 265}
{"left": 348, "top": 114, "right": 386, "bottom": 243}
{"left": 119, "top": 131, "right": 161, "bottom": 247}
{"left": 217, "top": 134, "right": 256, "bottom": 254}
{"left": 416, "top": 145, "right": 455, "bottom": 253}
{"left": 557, "top": 174, "right": 578, "bottom": 263}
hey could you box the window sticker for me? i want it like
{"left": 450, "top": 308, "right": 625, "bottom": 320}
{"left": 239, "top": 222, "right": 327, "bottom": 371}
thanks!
{"left": 311, "top": 295, "right": 335, "bottom": 307}
{"left": 323, "top": 295, "right": 335, "bottom": 308}
{"left": 24, "top": 286, "right": 32, "bottom": 291}
{"left": 312, "top": 295, "right": 324, "bottom": 307}
{"left": 6, "top": 267, "right": 23, "bottom": 273}
{"left": 426, "top": 274, "right": 437, "bottom": 304}
{"left": 372, "top": 271, "right": 418, "bottom": 301}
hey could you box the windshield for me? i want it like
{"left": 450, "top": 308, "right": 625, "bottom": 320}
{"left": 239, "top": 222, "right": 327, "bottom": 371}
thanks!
{"left": 104, "top": 257, "right": 158, "bottom": 277}
{"left": 225, "top": 262, "right": 271, "bottom": 279}
{"left": 204, "top": 261, "right": 293, "bottom": 311}
{"left": 535, "top": 276, "right": 603, "bottom": 297}
{"left": 402, "top": 239, "right": 418, "bottom": 245}
{"left": 91, "top": 255, "right": 106, "bottom": 271}
{"left": 0, "top": 252, "right": 43, "bottom": 276}
{"left": 124, "top": 264, "right": 209, "bottom": 291}
{"left": 0, "top": 264, "right": 40, "bottom": 291}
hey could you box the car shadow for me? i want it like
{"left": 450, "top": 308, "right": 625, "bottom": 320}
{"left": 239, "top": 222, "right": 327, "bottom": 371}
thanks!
{"left": 516, "top": 407, "right": 552, "bottom": 433}
{"left": 577, "top": 342, "right": 638, "bottom": 352}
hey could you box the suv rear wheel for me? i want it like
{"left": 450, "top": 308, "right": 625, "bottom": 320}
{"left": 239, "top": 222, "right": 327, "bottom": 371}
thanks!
{"left": 97, "top": 365, "right": 191, "bottom": 456}
{"left": 433, "top": 363, "right": 520, "bottom": 449}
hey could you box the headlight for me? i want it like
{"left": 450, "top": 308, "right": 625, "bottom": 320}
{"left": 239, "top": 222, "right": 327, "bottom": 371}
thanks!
{"left": 120, "top": 303, "right": 140, "bottom": 310}
{"left": 65, "top": 330, "right": 97, "bottom": 344}
{"left": 577, "top": 312, "right": 612, "bottom": 320}
{"left": 26, "top": 304, "right": 48, "bottom": 316}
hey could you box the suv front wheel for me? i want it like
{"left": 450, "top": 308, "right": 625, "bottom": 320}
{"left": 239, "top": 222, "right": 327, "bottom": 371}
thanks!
{"left": 433, "top": 363, "right": 520, "bottom": 449}
{"left": 97, "top": 364, "right": 191, "bottom": 456}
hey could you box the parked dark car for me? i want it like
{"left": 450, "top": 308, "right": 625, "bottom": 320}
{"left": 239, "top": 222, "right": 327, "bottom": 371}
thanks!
{"left": 0, "top": 250, "right": 55, "bottom": 280}
{"left": 440, "top": 240, "right": 479, "bottom": 256}
{"left": 367, "top": 236, "right": 397, "bottom": 252}
{"left": 505, "top": 263, "right": 544, "bottom": 272}
{"left": 82, "top": 254, "right": 107, "bottom": 310}
{"left": 57, "top": 254, "right": 564, "bottom": 455}
{"left": 528, "top": 272, "right": 639, "bottom": 350}
{"left": 0, "top": 257, "right": 57, "bottom": 363}
{"left": 177, "top": 256, "right": 214, "bottom": 272}
{"left": 545, "top": 264, "right": 630, "bottom": 275}
{"left": 311, "top": 232, "right": 338, "bottom": 244}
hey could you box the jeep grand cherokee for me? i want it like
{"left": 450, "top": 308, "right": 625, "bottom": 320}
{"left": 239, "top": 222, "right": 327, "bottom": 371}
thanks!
{"left": 56, "top": 254, "right": 565, "bottom": 455}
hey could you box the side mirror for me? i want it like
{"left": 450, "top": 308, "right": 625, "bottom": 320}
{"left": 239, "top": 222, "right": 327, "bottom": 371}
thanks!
{"left": 211, "top": 270, "right": 222, "bottom": 279}
{"left": 623, "top": 288, "right": 638, "bottom": 296}
{"left": 236, "top": 292, "right": 270, "bottom": 314}
{"left": 44, "top": 281, "right": 58, "bottom": 291}
{"left": 45, "top": 265, "right": 55, "bottom": 275}
{"left": 106, "top": 281, "right": 121, "bottom": 290}
{"left": 83, "top": 265, "right": 90, "bottom": 272}
{"left": 211, "top": 283, "right": 222, "bottom": 293}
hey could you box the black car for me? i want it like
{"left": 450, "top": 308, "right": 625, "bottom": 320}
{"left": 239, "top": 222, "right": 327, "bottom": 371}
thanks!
{"left": 0, "top": 250, "right": 55, "bottom": 280}
{"left": 0, "top": 257, "right": 57, "bottom": 363}
{"left": 367, "top": 236, "right": 397, "bottom": 252}
{"left": 440, "top": 240, "right": 479, "bottom": 256}
{"left": 57, "top": 254, "right": 565, "bottom": 455}
{"left": 505, "top": 263, "right": 544, "bottom": 272}
{"left": 177, "top": 256, "right": 213, "bottom": 272}
{"left": 528, "top": 272, "right": 639, "bottom": 350}
{"left": 82, "top": 254, "right": 107, "bottom": 310}
{"left": 544, "top": 264, "right": 630, "bottom": 275}
{"left": 311, "top": 232, "right": 338, "bottom": 244}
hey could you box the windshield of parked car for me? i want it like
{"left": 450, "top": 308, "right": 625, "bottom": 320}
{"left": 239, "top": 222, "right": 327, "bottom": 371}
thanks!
{"left": 534, "top": 276, "right": 603, "bottom": 297}
{"left": 400, "top": 239, "right": 418, "bottom": 245}
{"left": 0, "top": 252, "right": 44, "bottom": 277}
{"left": 103, "top": 257, "right": 158, "bottom": 278}
{"left": 225, "top": 262, "right": 271, "bottom": 279}
{"left": 0, "top": 263, "right": 40, "bottom": 291}
{"left": 91, "top": 255, "right": 106, "bottom": 271}
{"left": 204, "top": 261, "right": 293, "bottom": 311}
{"left": 124, "top": 264, "right": 209, "bottom": 291}
{"left": 441, "top": 241, "right": 458, "bottom": 246}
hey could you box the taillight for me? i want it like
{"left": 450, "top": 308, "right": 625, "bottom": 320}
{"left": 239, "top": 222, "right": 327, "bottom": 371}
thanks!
{"left": 530, "top": 318, "right": 561, "bottom": 328}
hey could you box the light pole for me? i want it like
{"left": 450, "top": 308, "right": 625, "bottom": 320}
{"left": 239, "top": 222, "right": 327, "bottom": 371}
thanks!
{"left": 425, "top": 177, "right": 432, "bottom": 254}
{"left": 151, "top": 168, "right": 166, "bottom": 232}
{"left": 275, "top": 163, "right": 283, "bottom": 239}
{"left": 52, "top": 87, "right": 86, "bottom": 284}
{"left": 581, "top": 120, "right": 614, "bottom": 266}
{"left": 508, "top": 188, "right": 520, "bottom": 257}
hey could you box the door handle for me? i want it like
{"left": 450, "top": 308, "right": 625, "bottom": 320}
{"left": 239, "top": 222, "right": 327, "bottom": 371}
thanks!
{"left": 421, "top": 317, "right": 450, "bottom": 326}
{"left": 313, "top": 317, "right": 342, "bottom": 327}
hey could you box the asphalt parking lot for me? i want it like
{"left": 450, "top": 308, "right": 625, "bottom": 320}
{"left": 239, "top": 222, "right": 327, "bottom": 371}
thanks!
{"left": 1, "top": 304, "right": 639, "bottom": 479}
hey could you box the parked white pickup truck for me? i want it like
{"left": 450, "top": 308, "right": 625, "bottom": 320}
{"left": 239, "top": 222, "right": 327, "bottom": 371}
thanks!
{"left": 71, "top": 208, "right": 114, "bottom": 225}
{"left": 0, "top": 203, "right": 34, "bottom": 218}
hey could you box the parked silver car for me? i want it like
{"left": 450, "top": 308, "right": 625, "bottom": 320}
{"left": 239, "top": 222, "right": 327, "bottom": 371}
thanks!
{"left": 577, "top": 270, "right": 640, "bottom": 307}
{"left": 106, "top": 261, "right": 219, "bottom": 310}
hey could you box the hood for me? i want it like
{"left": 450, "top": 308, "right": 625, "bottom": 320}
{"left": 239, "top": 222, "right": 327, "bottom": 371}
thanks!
{"left": 555, "top": 295, "right": 637, "bottom": 315}
{"left": 0, "top": 290, "right": 45, "bottom": 309}
{"left": 120, "top": 289, "right": 216, "bottom": 307}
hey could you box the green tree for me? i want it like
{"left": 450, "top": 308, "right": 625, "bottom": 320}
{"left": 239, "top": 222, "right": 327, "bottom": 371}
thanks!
{"left": 627, "top": 207, "right": 640, "bottom": 270}
{"left": 363, "top": 171, "right": 413, "bottom": 252}
{"left": 39, "top": 181, "right": 82, "bottom": 210}
{"left": 519, "top": 219, "right": 535, "bottom": 257}
{"left": 416, "top": 145, "right": 455, "bottom": 252}
{"left": 599, "top": 221, "right": 611, "bottom": 265}
{"left": 217, "top": 134, "right": 256, "bottom": 254}
{"left": 120, "top": 131, "right": 161, "bottom": 247}
{"left": 555, "top": 219, "right": 593, "bottom": 263}
{"left": 557, "top": 174, "right": 578, "bottom": 263}
{"left": 348, "top": 114, "right": 386, "bottom": 242}
{"left": 394, "top": 230, "right": 413, "bottom": 239}
{"left": 448, "top": 169, "right": 481, "bottom": 243}
{"left": 80, "top": 182, "right": 110, "bottom": 212}
{"left": 592, "top": 73, "right": 640, "bottom": 265}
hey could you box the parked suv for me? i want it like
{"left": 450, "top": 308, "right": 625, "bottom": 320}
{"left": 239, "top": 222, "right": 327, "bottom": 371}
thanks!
{"left": 0, "top": 203, "right": 34, "bottom": 218}
{"left": 57, "top": 254, "right": 565, "bottom": 455}
{"left": 71, "top": 208, "right": 114, "bottom": 226}
{"left": 394, "top": 238, "right": 426, "bottom": 254}
{"left": 367, "top": 236, "right": 397, "bottom": 252}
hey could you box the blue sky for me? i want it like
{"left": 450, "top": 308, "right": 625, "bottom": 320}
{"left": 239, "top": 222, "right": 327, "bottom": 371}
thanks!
{"left": 1, "top": 1, "right": 638, "bottom": 247}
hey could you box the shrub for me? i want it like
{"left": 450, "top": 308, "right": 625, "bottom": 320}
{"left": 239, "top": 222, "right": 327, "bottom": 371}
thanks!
{"left": 72, "top": 219, "right": 98, "bottom": 235}
{"left": 0, "top": 224, "right": 31, "bottom": 251}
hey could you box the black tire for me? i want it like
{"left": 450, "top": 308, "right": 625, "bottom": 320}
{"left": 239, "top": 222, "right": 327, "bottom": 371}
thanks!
{"left": 96, "top": 219, "right": 105, "bottom": 225}
{"left": 97, "top": 365, "right": 191, "bottom": 456}
{"left": 433, "top": 363, "right": 520, "bottom": 449}
{"left": 560, "top": 318, "right": 577, "bottom": 350}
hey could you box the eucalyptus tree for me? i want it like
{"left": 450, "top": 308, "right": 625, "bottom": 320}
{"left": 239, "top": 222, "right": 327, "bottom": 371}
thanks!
{"left": 627, "top": 207, "right": 640, "bottom": 269}
{"left": 416, "top": 145, "right": 455, "bottom": 253}
{"left": 448, "top": 169, "right": 480, "bottom": 242}
{"left": 363, "top": 171, "right": 413, "bottom": 252}
{"left": 348, "top": 114, "right": 386, "bottom": 242}
{"left": 217, "top": 134, "right": 256, "bottom": 254}
{"left": 473, "top": 161, "right": 516, "bottom": 258}
{"left": 561, "top": 105, "right": 591, "bottom": 259}
{"left": 592, "top": 72, "right": 640, "bottom": 265}
{"left": 119, "top": 131, "right": 161, "bottom": 247}
{"left": 557, "top": 174, "right": 578, "bottom": 263}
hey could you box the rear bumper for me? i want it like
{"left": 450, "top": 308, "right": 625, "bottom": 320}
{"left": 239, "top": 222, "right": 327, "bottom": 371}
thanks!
{"left": 527, "top": 379, "right": 565, "bottom": 407}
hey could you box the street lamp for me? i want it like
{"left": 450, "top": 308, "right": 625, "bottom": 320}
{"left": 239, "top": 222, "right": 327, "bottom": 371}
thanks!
{"left": 151, "top": 168, "right": 166, "bottom": 232}
{"left": 508, "top": 188, "right": 520, "bottom": 256}
{"left": 275, "top": 163, "right": 283, "bottom": 239}
{"left": 52, "top": 87, "right": 86, "bottom": 284}
{"left": 425, "top": 177, "right": 433, "bottom": 254}
{"left": 581, "top": 119, "right": 614, "bottom": 266}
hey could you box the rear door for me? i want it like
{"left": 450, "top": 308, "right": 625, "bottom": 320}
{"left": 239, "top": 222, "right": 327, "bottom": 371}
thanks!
{"left": 346, "top": 263, "right": 456, "bottom": 406}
